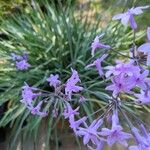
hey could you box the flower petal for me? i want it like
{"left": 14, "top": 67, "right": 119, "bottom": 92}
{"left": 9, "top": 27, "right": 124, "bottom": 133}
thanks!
{"left": 130, "top": 6, "right": 149, "bottom": 15}
{"left": 99, "top": 128, "right": 111, "bottom": 136}
{"left": 112, "top": 13, "right": 125, "bottom": 20}
{"left": 129, "top": 145, "right": 139, "bottom": 150}
{"left": 83, "top": 134, "right": 90, "bottom": 145}
{"left": 121, "top": 14, "right": 130, "bottom": 26}
{"left": 138, "top": 43, "right": 150, "bottom": 53}
{"left": 147, "top": 27, "right": 150, "bottom": 41}
{"left": 129, "top": 15, "right": 137, "bottom": 29}
{"left": 146, "top": 53, "right": 150, "bottom": 66}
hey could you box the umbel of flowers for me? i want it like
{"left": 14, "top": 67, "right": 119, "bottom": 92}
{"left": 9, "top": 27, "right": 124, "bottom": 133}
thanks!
{"left": 11, "top": 5, "right": 150, "bottom": 150}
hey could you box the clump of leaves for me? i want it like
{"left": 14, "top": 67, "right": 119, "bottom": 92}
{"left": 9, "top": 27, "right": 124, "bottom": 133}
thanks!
{"left": 0, "top": 0, "right": 145, "bottom": 149}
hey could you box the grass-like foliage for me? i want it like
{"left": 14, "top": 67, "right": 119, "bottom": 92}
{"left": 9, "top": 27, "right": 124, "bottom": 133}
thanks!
{"left": 0, "top": 0, "right": 146, "bottom": 149}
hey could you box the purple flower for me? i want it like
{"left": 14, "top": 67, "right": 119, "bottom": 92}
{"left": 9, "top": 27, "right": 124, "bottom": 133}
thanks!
{"left": 140, "top": 124, "right": 150, "bottom": 144}
{"left": 21, "top": 84, "right": 46, "bottom": 117}
{"left": 138, "top": 27, "right": 150, "bottom": 66}
{"left": 147, "top": 27, "right": 150, "bottom": 41}
{"left": 106, "top": 75, "right": 134, "bottom": 97}
{"left": 130, "top": 127, "right": 150, "bottom": 149}
{"left": 69, "top": 115, "right": 87, "bottom": 133}
{"left": 77, "top": 118, "right": 103, "bottom": 145}
{"left": 65, "top": 69, "right": 83, "bottom": 99}
{"left": 63, "top": 103, "right": 79, "bottom": 119}
{"left": 91, "top": 35, "right": 110, "bottom": 57}
{"left": 11, "top": 52, "right": 31, "bottom": 70}
{"left": 129, "top": 145, "right": 150, "bottom": 150}
{"left": 112, "top": 6, "right": 149, "bottom": 29}
{"left": 111, "top": 109, "right": 119, "bottom": 127}
{"left": 16, "top": 60, "right": 30, "bottom": 70}
{"left": 135, "top": 90, "right": 150, "bottom": 104}
{"left": 132, "top": 70, "right": 149, "bottom": 90}
{"left": 11, "top": 53, "right": 23, "bottom": 61}
{"left": 47, "top": 74, "right": 61, "bottom": 88}
{"left": 28, "top": 101, "right": 48, "bottom": 117}
{"left": 100, "top": 125, "right": 132, "bottom": 147}
{"left": 100, "top": 110, "right": 132, "bottom": 147}
{"left": 129, "top": 145, "right": 139, "bottom": 150}
{"left": 86, "top": 54, "right": 108, "bottom": 76}
{"left": 68, "top": 68, "right": 81, "bottom": 84}
{"left": 21, "top": 83, "right": 40, "bottom": 106}
{"left": 105, "top": 60, "right": 140, "bottom": 78}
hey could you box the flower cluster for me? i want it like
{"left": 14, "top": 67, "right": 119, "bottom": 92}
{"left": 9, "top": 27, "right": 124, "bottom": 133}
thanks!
{"left": 46, "top": 74, "right": 61, "bottom": 89}
{"left": 15, "top": 5, "right": 150, "bottom": 150}
{"left": 11, "top": 51, "right": 30, "bottom": 70}
{"left": 112, "top": 6, "right": 149, "bottom": 30}
{"left": 21, "top": 83, "right": 47, "bottom": 117}
{"left": 20, "top": 69, "right": 83, "bottom": 117}
{"left": 105, "top": 61, "right": 150, "bottom": 99}
{"left": 138, "top": 27, "right": 150, "bottom": 65}
{"left": 65, "top": 69, "right": 83, "bottom": 99}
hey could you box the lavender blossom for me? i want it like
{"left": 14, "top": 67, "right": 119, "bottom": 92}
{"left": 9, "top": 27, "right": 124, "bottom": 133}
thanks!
{"left": 16, "top": 60, "right": 30, "bottom": 70}
{"left": 65, "top": 69, "right": 83, "bottom": 99}
{"left": 21, "top": 83, "right": 40, "bottom": 106}
{"left": 138, "top": 27, "right": 150, "bottom": 66}
{"left": 106, "top": 75, "right": 135, "bottom": 97}
{"left": 135, "top": 90, "right": 150, "bottom": 104}
{"left": 147, "top": 27, "right": 150, "bottom": 41}
{"left": 91, "top": 35, "right": 110, "bottom": 57}
{"left": 11, "top": 53, "right": 23, "bottom": 61}
{"left": 112, "top": 6, "right": 149, "bottom": 29}
{"left": 47, "top": 74, "right": 61, "bottom": 88}
{"left": 132, "top": 69, "right": 150, "bottom": 90}
{"left": 63, "top": 103, "right": 79, "bottom": 119}
{"left": 68, "top": 68, "right": 81, "bottom": 83}
{"left": 129, "top": 145, "right": 140, "bottom": 150}
{"left": 100, "top": 110, "right": 132, "bottom": 147}
{"left": 20, "top": 83, "right": 46, "bottom": 117}
{"left": 105, "top": 60, "right": 140, "bottom": 78}
{"left": 86, "top": 54, "right": 108, "bottom": 76}
{"left": 69, "top": 115, "right": 87, "bottom": 133}
{"left": 11, "top": 52, "right": 31, "bottom": 70}
{"left": 100, "top": 125, "right": 132, "bottom": 147}
{"left": 140, "top": 124, "right": 150, "bottom": 144}
{"left": 28, "top": 101, "right": 48, "bottom": 117}
{"left": 77, "top": 118, "right": 103, "bottom": 145}
{"left": 130, "top": 127, "right": 150, "bottom": 149}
